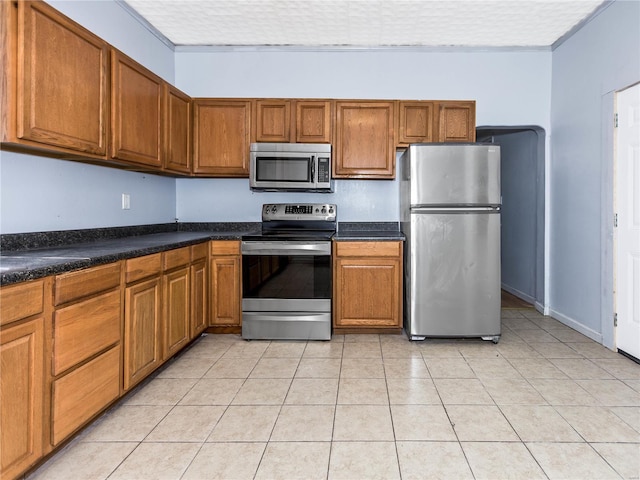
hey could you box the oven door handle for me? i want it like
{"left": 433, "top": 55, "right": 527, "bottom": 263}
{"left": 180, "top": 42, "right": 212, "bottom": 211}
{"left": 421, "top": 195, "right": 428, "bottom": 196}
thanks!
{"left": 241, "top": 241, "right": 331, "bottom": 255}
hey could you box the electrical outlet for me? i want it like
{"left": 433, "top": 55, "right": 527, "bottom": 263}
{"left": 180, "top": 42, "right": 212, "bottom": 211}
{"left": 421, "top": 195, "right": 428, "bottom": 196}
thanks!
{"left": 122, "top": 193, "right": 130, "bottom": 210}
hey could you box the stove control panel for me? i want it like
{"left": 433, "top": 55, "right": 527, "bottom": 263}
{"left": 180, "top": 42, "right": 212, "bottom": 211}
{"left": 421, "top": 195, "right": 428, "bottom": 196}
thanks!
{"left": 262, "top": 203, "right": 337, "bottom": 222}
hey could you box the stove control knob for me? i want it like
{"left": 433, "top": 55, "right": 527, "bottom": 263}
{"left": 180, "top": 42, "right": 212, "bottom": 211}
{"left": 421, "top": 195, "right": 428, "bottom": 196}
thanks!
{"left": 321, "top": 207, "right": 327, "bottom": 214}
{"left": 329, "top": 207, "right": 334, "bottom": 214}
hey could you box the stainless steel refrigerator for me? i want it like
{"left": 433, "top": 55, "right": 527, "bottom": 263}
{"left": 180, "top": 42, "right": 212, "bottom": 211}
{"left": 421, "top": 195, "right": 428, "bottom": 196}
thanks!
{"left": 399, "top": 143, "right": 501, "bottom": 342}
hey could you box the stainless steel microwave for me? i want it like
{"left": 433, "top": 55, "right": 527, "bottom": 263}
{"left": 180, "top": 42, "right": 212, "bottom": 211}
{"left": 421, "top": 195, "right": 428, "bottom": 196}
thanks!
{"left": 249, "top": 143, "right": 333, "bottom": 192}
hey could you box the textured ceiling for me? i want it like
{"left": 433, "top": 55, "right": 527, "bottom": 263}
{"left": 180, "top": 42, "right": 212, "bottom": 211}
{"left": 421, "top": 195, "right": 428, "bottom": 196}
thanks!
{"left": 123, "top": 0, "right": 606, "bottom": 48}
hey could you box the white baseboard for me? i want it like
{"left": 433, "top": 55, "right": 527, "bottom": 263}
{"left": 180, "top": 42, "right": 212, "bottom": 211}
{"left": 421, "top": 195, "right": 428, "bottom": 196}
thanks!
{"left": 535, "top": 301, "right": 547, "bottom": 315}
{"left": 548, "top": 308, "right": 603, "bottom": 343}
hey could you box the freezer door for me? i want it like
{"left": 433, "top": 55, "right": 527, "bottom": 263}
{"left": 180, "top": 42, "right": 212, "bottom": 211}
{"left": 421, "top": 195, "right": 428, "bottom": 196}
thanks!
{"left": 406, "top": 144, "right": 500, "bottom": 206}
{"left": 405, "top": 210, "right": 501, "bottom": 337}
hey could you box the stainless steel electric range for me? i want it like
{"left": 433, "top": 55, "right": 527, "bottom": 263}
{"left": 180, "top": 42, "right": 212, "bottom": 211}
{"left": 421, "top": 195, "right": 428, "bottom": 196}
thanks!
{"left": 241, "top": 203, "right": 336, "bottom": 340}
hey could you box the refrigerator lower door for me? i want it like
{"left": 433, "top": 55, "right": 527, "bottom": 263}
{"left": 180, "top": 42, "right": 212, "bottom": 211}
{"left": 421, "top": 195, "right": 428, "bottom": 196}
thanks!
{"left": 406, "top": 209, "right": 501, "bottom": 339}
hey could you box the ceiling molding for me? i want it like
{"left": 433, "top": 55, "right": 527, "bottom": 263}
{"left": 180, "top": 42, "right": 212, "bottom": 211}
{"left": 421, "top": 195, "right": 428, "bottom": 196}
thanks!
{"left": 115, "top": 0, "right": 175, "bottom": 50}
{"left": 551, "top": 0, "right": 614, "bottom": 50}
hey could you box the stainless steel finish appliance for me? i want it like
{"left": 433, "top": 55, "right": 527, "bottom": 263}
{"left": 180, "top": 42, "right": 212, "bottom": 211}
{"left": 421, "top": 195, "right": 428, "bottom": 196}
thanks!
{"left": 250, "top": 143, "right": 333, "bottom": 192}
{"left": 400, "top": 144, "right": 501, "bottom": 343}
{"left": 241, "top": 203, "right": 336, "bottom": 340}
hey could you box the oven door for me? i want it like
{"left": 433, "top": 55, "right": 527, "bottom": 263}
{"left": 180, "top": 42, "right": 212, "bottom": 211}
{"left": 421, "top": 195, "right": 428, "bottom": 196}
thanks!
{"left": 241, "top": 241, "right": 332, "bottom": 340}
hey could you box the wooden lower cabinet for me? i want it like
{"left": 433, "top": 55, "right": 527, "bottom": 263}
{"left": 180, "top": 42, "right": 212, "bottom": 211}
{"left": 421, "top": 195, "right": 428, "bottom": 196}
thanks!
{"left": 333, "top": 241, "right": 403, "bottom": 329}
{"left": 209, "top": 241, "right": 241, "bottom": 327}
{"left": 190, "top": 258, "right": 208, "bottom": 338}
{"left": 51, "top": 346, "right": 120, "bottom": 446}
{"left": 0, "top": 317, "right": 45, "bottom": 479}
{"left": 123, "top": 276, "right": 162, "bottom": 390}
{"left": 163, "top": 266, "right": 190, "bottom": 359}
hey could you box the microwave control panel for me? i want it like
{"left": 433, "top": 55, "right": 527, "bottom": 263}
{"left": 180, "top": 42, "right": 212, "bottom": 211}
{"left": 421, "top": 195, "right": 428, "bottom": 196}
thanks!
{"left": 317, "top": 157, "right": 330, "bottom": 183}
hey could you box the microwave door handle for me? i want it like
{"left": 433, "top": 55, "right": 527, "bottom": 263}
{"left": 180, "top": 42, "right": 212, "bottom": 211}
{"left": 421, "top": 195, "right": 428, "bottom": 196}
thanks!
{"left": 310, "top": 156, "right": 315, "bottom": 183}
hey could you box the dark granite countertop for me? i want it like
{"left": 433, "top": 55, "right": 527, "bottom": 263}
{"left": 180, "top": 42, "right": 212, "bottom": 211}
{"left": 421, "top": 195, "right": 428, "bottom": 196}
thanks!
{"left": 333, "top": 222, "right": 405, "bottom": 241}
{"left": 0, "top": 221, "right": 403, "bottom": 285}
{"left": 0, "top": 224, "right": 258, "bottom": 286}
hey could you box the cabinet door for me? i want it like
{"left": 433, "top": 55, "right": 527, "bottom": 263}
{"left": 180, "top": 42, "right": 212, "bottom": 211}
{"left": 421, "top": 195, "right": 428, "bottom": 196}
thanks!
{"left": 16, "top": 1, "right": 108, "bottom": 155}
{"left": 190, "top": 259, "right": 208, "bottom": 338}
{"left": 124, "top": 277, "right": 161, "bottom": 390}
{"left": 255, "top": 99, "right": 291, "bottom": 142}
{"left": 296, "top": 101, "right": 332, "bottom": 143}
{"left": 0, "top": 318, "right": 44, "bottom": 479}
{"left": 333, "top": 242, "right": 402, "bottom": 328}
{"left": 163, "top": 267, "right": 190, "bottom": 359}
{"left": 193, "top": 99, "right": 251, "bottom": 176}
{"left": 397, "top": 101, "right": 434, "bottom": 145}
{"left": 209, "top": 256, "right": 241, "bottom": 326}
{"left": 436, "top": 101, "right": 476, "bottom": 142}
{"left": 164, "top": 84, "right": 191, "bottom": 174}
{"left": 334, "top": 101, "right": 395, "bottom": 178}
{"left": 111, "top": 50, "right": 163, "bottom": 167}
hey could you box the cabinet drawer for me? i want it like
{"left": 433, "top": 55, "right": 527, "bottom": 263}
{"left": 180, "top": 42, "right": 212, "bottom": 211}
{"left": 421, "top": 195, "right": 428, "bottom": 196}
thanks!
{"left": 125, "top": 253, "right": 162, "bottom": 283}
{"left": 210, "top": 240, "right": 240, "bottom": 256}
{"left": 52, "top": 345, "right": 120, "bottom": 446}
{"left": 53, "top": 290, "right": 121, "bottom": 375}
{"left": 191, "top": 242, "right": 208, "bottom": 261}
{"left": 334, "top": 241, "right": 401, "bottom": 257}
{"left": 163, "top": 246, "right": 190, "bottom": 271}
{"left": 54, "top": 262, "right": 121, "bottom": 305}
{"left": 0, "top": 279, "right": 44, "bottom": 326}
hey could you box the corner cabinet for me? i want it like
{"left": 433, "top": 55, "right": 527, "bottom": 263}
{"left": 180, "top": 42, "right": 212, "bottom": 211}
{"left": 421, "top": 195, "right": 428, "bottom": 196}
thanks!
{"left": 334, "top": 101, "right": 395, "bottom": 178}
{"left": 110, "top": 50, "right": 163, "bottom": 168}
{"left": 193, "top": 99, "right": 252, "bottom": 176}
{"left": 333, "top": 241, "right": 403, "bottom": 330}
{"left": 1, "top": 1, "right": 108, "bottom": 156}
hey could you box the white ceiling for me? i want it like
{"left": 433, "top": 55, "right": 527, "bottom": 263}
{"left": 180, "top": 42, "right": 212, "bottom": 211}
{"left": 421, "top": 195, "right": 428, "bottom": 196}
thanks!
{"left": 123, "top": 0, "right": 606, "bottom": 48}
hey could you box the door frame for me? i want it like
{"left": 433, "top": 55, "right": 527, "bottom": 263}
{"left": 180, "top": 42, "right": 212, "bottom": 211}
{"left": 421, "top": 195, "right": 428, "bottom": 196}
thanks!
{"left": 601, "top": 81, "right": 640, "bottom": 350}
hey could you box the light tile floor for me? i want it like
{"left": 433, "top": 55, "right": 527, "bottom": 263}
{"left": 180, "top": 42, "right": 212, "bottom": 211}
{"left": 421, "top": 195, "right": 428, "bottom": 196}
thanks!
{"left": 27, "top": 308, "right": 640, "bottom": 480}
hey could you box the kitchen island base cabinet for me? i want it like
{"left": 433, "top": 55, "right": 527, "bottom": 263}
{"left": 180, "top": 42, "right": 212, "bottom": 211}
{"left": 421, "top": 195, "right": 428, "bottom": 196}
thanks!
{"left": 333, "top": 241, "right": 403, "bottom": 331}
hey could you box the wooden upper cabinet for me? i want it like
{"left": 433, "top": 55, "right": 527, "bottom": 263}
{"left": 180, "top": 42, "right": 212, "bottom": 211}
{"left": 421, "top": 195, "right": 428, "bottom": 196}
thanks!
{"left": 436, "top": 101, "right": 476, "bottom": 142}
{"left": 334, "top": 101, "right": 395, "bottom": 178}
{"left": 164, "top": 84, "right": 191, "bottom": 174}
{"left": 193, "top": 99, "right": 252, "bottom": 177}
{"left": 12, "top": 1, "right": 108, "bottom": 156}
{"left": 111, "top": 50, "right": 163, "bottom": 167}
{"left": 255, "top": 99, "right": 291, "bottom": 142}
{"left": 296, "top": 101, "right": 332, "bottom": 143}
{"left": 397, "top": 101, "right": 434, "bottom": 146}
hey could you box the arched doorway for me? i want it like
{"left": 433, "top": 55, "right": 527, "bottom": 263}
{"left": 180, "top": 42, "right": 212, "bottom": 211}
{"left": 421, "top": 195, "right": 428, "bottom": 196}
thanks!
{"left": 476, "top": 126, "right": 546, "bottom": 311}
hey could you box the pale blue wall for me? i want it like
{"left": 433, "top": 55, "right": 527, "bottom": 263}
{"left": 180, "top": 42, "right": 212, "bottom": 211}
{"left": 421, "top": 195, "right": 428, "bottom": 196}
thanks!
{"left": 550, "top": 0, "right": 640, "bottom": 344}
{"left": 0, "top": 1, "right": 176, "bottom": 234}
{"left": 175, "top": 49, "right": 552, "bottom": 222}
{"left": 0, "top": 155, "right": 176, "bottom": 233}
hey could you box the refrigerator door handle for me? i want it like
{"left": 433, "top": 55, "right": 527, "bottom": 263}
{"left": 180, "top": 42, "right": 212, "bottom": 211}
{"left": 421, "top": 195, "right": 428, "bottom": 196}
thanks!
{"left": 411, "top": 206, "right": 500, "bottom": 213}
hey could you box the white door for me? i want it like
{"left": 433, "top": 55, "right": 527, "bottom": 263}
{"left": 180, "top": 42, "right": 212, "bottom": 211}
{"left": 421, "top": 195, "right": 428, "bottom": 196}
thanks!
{"left": 615, "top": 82, "right": 640, "bottom": 359}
